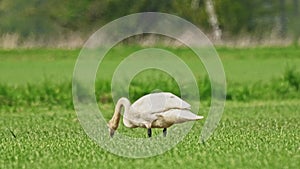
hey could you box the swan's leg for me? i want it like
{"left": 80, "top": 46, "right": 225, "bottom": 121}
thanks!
{"left": 147, "top": 128, "right": 152, "bottom": 137}
{"left": 163, "top": 128, "right": 167, "bottom": 137}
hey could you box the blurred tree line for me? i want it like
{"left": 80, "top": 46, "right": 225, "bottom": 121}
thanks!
{"left": 0, "top": 0, "right": 299, "bottom": 42}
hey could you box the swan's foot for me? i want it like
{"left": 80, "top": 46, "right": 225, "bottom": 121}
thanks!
{"left": 163, "top": 128, "right": 167, "bottom": 137}
{"left": 148, "top": 128, "right": 152, "bottom": 138}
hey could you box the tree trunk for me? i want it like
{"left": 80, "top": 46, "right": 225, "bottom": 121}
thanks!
{"left": 205, "top": 0, "right": 222, "bottom": 41}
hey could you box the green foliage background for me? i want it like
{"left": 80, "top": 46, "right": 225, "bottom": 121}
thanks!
{"left": 0, "top": 0, "right": 299, "bottom": 39}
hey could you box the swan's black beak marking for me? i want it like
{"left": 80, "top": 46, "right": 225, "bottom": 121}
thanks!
{"left": 107, "top": 123, "right": 115, "bottom": 138}
{"left": 109, "top": 128, "right": 115, "bottom": 138}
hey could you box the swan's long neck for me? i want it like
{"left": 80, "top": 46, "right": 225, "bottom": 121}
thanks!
{"left": 108, "top": 97, "right": 131, "bottom": 132}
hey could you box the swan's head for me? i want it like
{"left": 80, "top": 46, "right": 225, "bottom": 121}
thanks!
{"left": 109, "top": 127, "right": 115, "bottom": 138}
{"left": 108, "top": 119, "right": 118, "bottom": 137}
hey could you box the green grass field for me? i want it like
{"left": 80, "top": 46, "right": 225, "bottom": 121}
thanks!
{"left": 0, "top": 46, "right": 299, "bottom": 169}
{"left": 1, "top": 46, "right": 300, "bottom": 84}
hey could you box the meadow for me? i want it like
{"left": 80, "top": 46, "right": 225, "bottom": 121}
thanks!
{"left": 0, "top": 46, "right": 299, "bottom": 169}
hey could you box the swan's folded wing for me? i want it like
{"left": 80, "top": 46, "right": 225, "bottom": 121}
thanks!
{"left": 131, "top": 92, "right": 191, "bottom": 114}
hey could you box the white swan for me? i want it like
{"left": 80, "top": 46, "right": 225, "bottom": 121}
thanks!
{"left": 108, "top": 92, "right": 203, "bottom": 137}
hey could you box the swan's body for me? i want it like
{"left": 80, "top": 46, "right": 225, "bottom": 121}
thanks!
{"left": 108, "top": 92, "right": 203, "bottom": 137}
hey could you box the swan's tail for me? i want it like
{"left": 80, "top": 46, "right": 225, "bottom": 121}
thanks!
{"left": 163, "top": 109, "right": 204, "bottom": 124}
{"left": 177, "top": 110, "right": 204, "bottom": 122}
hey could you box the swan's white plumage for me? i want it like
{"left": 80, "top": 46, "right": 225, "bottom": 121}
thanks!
{"left": 108, "top": 92, "right": 203, "bottom": 137}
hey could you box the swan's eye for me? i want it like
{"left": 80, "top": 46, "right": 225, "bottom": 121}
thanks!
{"left": 170, "top": 96, "right": 174, "bottom": 98}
